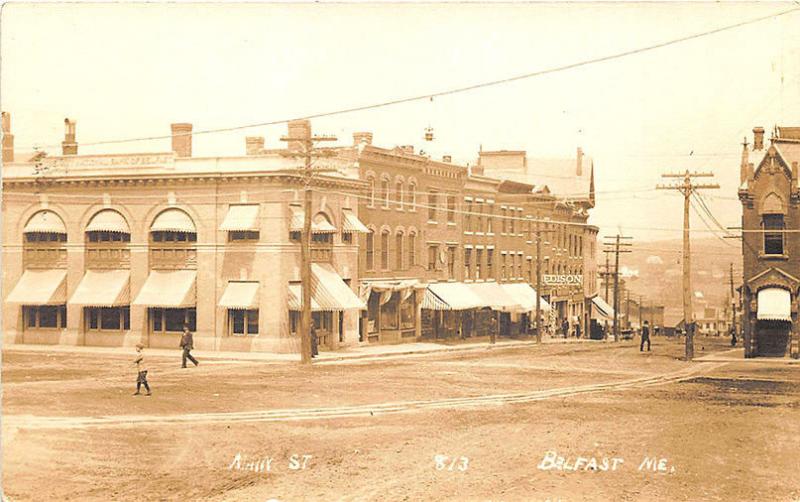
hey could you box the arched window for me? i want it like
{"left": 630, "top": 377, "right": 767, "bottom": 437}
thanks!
{"left": 395, "top": 231, "right": 404, "bottom": 270}
{"left": 380, "top": 229, "right": 390, "bottom": 270}
{"left": 365, "top": 230, "right": 375, "bottom": 270}
{"left": 408, "top": 231, "right": 417, "bottom": 267}
{"left": 381, "top": 176, "right": 390, "bottom": 208}
{"left": 85, "top": 209, "right": 131, "bottom": 268}
{"left": 367, "top": 175, "right": 376, "bottom": 207}
{"left": 150, "top": 208, "right": 197, "bottom": 269}
{"left": 395, "top": 181, "right": 404, "bottom": 209}
{"left": 22, "top": 210, "right": 68, "bottom": 268}
{"left": 407, "top": 181, "right": 417, "bottom": 211}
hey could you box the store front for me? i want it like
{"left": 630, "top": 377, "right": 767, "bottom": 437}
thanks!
{"left": 360, "top": 279, "right": 422, "bottom": 344}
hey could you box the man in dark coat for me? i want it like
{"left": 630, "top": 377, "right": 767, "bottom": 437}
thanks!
{"left": 489, "top": 315, "right": 497, "bottom": 345}
{"left": 180, "top": 324, "right": 199, "bottom": 368}
{"left": 575, "top": 321, "right": 582, "bottom": 339}
{"left": 562, "top": 319, "right": 569, "bottom": 338}
{"left": 640, "top": 320, "right": 651, "bottom": 352}
{"left": 310, "top": 321, "right": 319, "bottom": 358}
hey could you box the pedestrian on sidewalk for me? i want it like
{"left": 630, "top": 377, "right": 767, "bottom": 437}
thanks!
{"left": 640, "top": 320, "right": 651, "bottom": 352}
{"left": 730, "top": 327, "right": 738, "bottom": 347}
{"left": 575, "top": 321, "right": 582, "bottom": 339}
{"left": 133, "top": 343, "right": 151, "bottom": 396}
{"left": 180, "top": 324, "right": 199, "bottom": 368}
{"left": 489, "top": 315, "right": 497, "bottom": 345}
{"left": 561, "top": 318, "right": 569, "bottom": 339}
{"left": 310, "top": 321, "right": 319, "bottom": 358}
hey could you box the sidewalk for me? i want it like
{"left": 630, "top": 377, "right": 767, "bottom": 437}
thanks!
{"left": 2, "top": 336, "right": 604, "bottom": 364}
{"left": 694, "top": 347, "right": 800, "bottom": 364}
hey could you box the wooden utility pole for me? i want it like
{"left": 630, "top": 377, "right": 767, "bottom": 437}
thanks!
{"left": 625, "top": 289, "right": 631, "bottom": 329}
{"left": 601, "top": 253, "right": 611, "bottom": 303}
{"left": 534, "top": 217, "right": 551, "bottom": 344}
{"left": 603, "top": 234, "right": 632, "bottom": 342}
{"left": 657, "top": 170, "right": 719, "bottom": 361}
{"left": 281, "top": 123, "right": 337, "bottom": 364}
{"left": 729, "top": 263, "right": 736, "bottom": 337}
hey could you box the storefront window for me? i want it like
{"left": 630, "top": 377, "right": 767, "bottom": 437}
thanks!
{"left": 230, "top": 309, "right": 259, "bottom": 336}
{"left": 86, "top": 307, "right": 130, "bottom": 331}
{"left": 151, "top": 308, "right": 196, "bottom": 333}
{"left": 381, "top": 292, "right": 399, "bottom": 330}
{"left": 400, "top": 292, "right": 416, "bottom": 329}
{"left": 23, "top": 305, "right": 67, "bottom": 329}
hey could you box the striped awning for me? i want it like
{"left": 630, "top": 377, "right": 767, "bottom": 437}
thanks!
{"left": 289, "top": 206, "right": 337, "bottom": 233}
{"left": 219, "top": 281, "right": 260, "bottom": 309}
{"left": 220, "top": 205, "right": 260, "bottom": 232}
{"left": 757, "top": 288, "right": 791, "bottom": 322}
{"left": 422, "top": 282, "right": 484, "bottom": 311}
{"left": 500, "top": 283, "right": 551, "bottom": 312}
{"left": 23, "top": 210, "right": 66, "bottom": 234}
{"left": 341, "top": 208, "right": 369, "bottom": 233}
{"left": 469, "top": 282, "right": 524, "bottom": 312}
{"left": 69, "top": 270, "right": 130, "bottom": 307}
{"left": 86, "top": 210, "right": 130, "bottom": 233}
{"left": 6, "top": 269, "right": 67, "bottom": 305}
{"left": 287, "top": 263, "right": 365, "bottom": 311}
{"left": 132, "top": 270, "right": 196, "bottom": 308}
{"left": 592, "top": 296, "right": 614, "bottom": 320}
{"left": 151, "top": 209, "right": 196, "bottom": 233}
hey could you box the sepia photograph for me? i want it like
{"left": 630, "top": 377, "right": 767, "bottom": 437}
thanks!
{"left": 1, "top": 2, "right": 799, "bottom": 500}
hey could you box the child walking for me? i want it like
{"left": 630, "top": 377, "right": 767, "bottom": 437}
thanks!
{"left": 133, "top": 343, "right": 152, "bottom": 396}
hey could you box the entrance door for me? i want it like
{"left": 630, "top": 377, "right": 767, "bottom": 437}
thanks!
{"left": 756, "top": 320, "right": 790, "bottom": 357}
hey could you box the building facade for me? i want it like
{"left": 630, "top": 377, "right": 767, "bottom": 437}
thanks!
{"left": 739, "top": 125, "right": 800, "bottom": 358}
{"left": 2, "top": 117, "right": 368, "bottom": 353}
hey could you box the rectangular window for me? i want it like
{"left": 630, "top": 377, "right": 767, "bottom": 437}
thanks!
{"left": 381, "top": 293, "right": 399, "bottom": 330}
{"left": 230, "top": 309, "right": 259, "bottom": 336}
{"left": 428, "top": 191, "right": 438, "bottom": 221}
{"left": 465, "top": 201, "right": 472, "bottom": 231}
{"left": 23, "top": 305, "right": 67, "bottom": 329}
{"left": 290, "top": 311, "right": 299, "bottom": 335}
{"left": 464, "top": 248, "right": 472, "bottom": 279}
{"left": 447, "top": 195, "right": 456, "bottom": 223}
{"left": 763, "top": 214, "right": 785, "bottom": 255}
{"left": 476, "top": 249, "right": 483, "bottom": 279}
{"left": 447, "top": 246, "right": 456, "bottom": 278}
{"left": 381, "top": 179, "right": 390, "bottom": 208}
{"left": 151, "top": 308, "right": 196, "bottom": 333}
{"left": 400, "top": 292, "right": 416, "bottom": 329}
{"left": 366, "top": 232, "right": 374, "bottom": 270}
{"left": 39, "top": 306, "right": 59, "bottom": 328}
{"left": 516, "top": 254, "right": 522, "bottom": 279}
{"left": 229, "top": 231, "right": 260, "bottom": 242}
{"left": 487, "top": 205, "right": 494, "bottom": 234}
{"left": 101, "top": 307, "right": 121, "bottom": 330}
{"left": 342, "top": 232, "right": 353, "bottom": 244}
{"left": 510, "top": 212, "right": 516, "bottom": 235}
{"left": 289, "top": 231, "right": 301, "bottom": 243}
{"left": 487, "top": 249, "right": 494, "bottom": 278}
{"left": 476, "top": 203, "right": 483, "bottom": 233}
{"left": 501, "top": 254, "right": 507, "bottom": 280}
{"left": 501, "top": 208, "right": 507, "bottom": 234}
{"left": 312, "top": 233, "right": 332, "bottom": 244}
{"left": 427, "top": 245, "right": 438, "bottom": 271}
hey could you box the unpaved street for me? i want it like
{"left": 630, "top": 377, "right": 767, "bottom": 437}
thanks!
{"left": 4, "top": 337, "right": 800, "bottom": 501}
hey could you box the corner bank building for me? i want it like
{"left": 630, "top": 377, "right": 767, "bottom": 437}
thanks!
{"left": 739, "top": 125, "right": 800, "bottom": 358}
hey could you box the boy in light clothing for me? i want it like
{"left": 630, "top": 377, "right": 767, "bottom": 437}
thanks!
{"left": 133, "top": 343, "right": 152, "bottom": 396}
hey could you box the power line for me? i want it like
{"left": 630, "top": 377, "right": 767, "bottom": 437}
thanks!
{"left": 16, "top": 5, "right": 800, "bottom": 151}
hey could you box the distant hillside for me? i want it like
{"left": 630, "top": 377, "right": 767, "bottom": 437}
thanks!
{"left": 607, "top": 238, "right": 742, "bottom": 325}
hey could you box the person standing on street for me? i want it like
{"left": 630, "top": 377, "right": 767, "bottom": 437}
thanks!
{"left": 180, "top": 324, "right": 199, "bottom": 368}
{"left": 133, "top": 343, "right": 151, "bottom": 396}
{"left": 640, "top": 320, "right": 651, "bottom": 352}
{"left": 575, "top": 321, "right": 582, "bottom": 339}
{"left": 562, "top": 318, "right": 569, "bottom": 338}
{"left": 489, "top": 315, "right": 498, "bottom": 345}
{"left": 730, "top": 327, "right": 738, "bottom": 347}
{"left": 310, "top": 321, "right": 319, "bottom": 358}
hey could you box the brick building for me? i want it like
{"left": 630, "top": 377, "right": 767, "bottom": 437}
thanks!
{"left": 2, "top": 116, "right": 368, "bottom": 353}
{"left": 739, "top": 125, "right": 800, "bottom": 358}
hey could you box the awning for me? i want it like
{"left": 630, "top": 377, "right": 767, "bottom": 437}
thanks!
{"left": 499, "top": 283, "right": 551, "bottom": 313}
{"left": 757, "top": 288, "right": 792, "bottom": 322}
{"left": 469, "top": 282, "right": 524, "bottom": 312}
{"left": 219, "top": 281, "right": 260, "bottom": 309}
{"left": 132, "top": 270, "right": 196, "bottom": 308}
{"left": 6, "top": 269, "right": 67, "bottom": 305}
{"left": 69, "top": 270, "right": 130, "bottom": 307}
{"left": 23, "top": 210, "right": 66, "bottom": 234}
{"left": 422, "top": 282, "right": 484, "bottom": 311}
{"left": 288, "top": 263, "right": 366, "bottom": 311}
{"left": 86, "top": 210, "right": 130, "bottom": 233}
{"left": 341, "top": 208, "right": 369, "bottom": 233}
{"left": 359, "top": 279, "right": 423, "bottom": 303}
{"left": 151, "top": 209, "right": 196, "bottom": 233}
{"left": 592, "top": 296, "right": 615, "bottom": 320}
{"left": 219, "top": 205, "right": 260, "bottom": 232}
{"left": 289, "top": 206, "right": 338, "bottom": 233}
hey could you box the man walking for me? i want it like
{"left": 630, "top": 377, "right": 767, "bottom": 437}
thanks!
{"left": 575, "top": 320, "right": 582, "bottom": 339}
{"left": 640, "top": 320, "right": 651, "bottom": 352}
{"left": 310, "top": 321, "right": 319, "bottom": 358}
{"left": 133, "top": 343, "right": 151, "bottom": 396}
{"left": 180, "top": 324, "right": 199, "bottom": 368}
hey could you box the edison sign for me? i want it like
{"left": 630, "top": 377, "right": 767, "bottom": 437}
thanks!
{"left": 542, "top": 274, "right": 583, "bottom": 286}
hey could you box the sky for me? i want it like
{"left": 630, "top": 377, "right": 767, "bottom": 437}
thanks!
{"left": 2, "top": 2, "right": 799, "bottom": 242}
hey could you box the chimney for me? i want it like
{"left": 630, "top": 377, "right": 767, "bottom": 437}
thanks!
{"left": 353, "top": 131, "right": 373, "bottom": 146}
{"left": 442, "top": 155, "right": 452, "bottom": 163}
{"left": 740, "top": 137, "right": 749, "bottom": 185}
{"left": 62, "top": 118, "right": 78, "bottom": 155}
{"left": 171, "top": 123, "right": 192, "bottom": 157}
{"left": 245, "top": 136, "right": 265, "bottom": 155}
{"left": 576, "top": 147, "right": 584, "bottom": 176}
{"left": 1, "top": 112, "right": 14, "bottom": 163}
{"left": 287, "top": 119, "right": 311, "bottom": 152}
{"left": 753, "top": 127, "right": 765, "bottom": 151}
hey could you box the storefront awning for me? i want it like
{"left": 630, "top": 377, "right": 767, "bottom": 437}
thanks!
{"left": 757, "top": 288, "right": 792, "bottom": 322}
{"left": 289, "top": 207, "right": 338, "bottom": 233}
{"left": 469, "top": 282, "right": 524, "bottom": 312}
{"left": 422, "top": 282, "right": 484, "bottom": 311}
{"left": 132, "top": 270, "right": 196, "bottom": 308}
{"left": 23, "top": 210, "right": 66, "bottom": 234}
{"left": 341, "top": 208, "right": 369, "bottom": 233}
{"left": 86, "top": 210, "right": 130, "bottom": 233}
{"left": 499, "top": 283, "right": 551, "bottom": 312}
{"left": 151, "top": 209, "right": 196, "bottom": 233}
{"left": 6, "top": 269, "right": 67, "bottom": 305}
{"left": 219, "top": 205, "right": 260, "bottom": 232}
{"left": 69, "top": 270, "right": 130, "bottom": 307}
{"left": 591, "top": 296, "right": 615, "bottom": 320}
{"left": 219, "top": 281, "right": 260, "bottom": 309}
{"left": 288, "top": 264, "right": 366, "bottom": 311}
